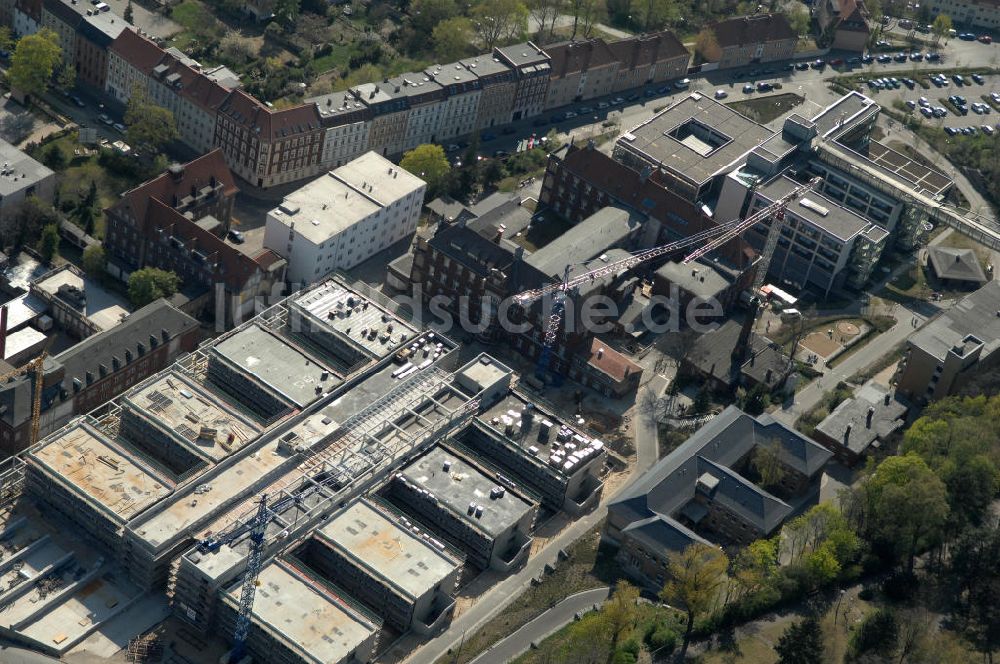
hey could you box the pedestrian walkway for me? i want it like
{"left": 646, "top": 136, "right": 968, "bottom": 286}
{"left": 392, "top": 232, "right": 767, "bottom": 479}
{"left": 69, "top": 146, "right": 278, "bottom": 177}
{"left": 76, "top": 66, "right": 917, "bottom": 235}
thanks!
{"left": 468, "top": 587, "right": 611, "bottom": 664}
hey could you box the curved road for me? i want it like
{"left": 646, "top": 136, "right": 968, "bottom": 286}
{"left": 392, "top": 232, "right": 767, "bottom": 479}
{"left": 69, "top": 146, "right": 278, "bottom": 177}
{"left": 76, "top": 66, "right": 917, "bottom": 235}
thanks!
{"left": 468, "top": 587, "right": 611, "bottom": 664}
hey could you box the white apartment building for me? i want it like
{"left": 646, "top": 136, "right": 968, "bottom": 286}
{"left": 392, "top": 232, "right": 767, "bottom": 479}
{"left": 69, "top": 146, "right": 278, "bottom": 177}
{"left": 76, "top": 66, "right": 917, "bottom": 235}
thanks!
{"left": 929, "top": 0, "right": 1000, "bottom": 29}
{"left": 312, "top": 91, "right": 372, "bottom": 170}
{"left": 264, "top": 152, "right": 426, "bottom": 285}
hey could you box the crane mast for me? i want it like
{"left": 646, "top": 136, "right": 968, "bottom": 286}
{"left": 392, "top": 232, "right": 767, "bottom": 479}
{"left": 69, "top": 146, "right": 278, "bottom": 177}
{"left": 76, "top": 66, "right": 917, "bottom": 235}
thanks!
{"left": 518, "top": 177, "right": 820, "bottom": 381}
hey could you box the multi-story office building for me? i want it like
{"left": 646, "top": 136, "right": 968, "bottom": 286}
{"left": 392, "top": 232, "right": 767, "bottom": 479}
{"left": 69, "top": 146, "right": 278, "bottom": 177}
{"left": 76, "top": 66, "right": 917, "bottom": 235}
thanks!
{"left": 264, "top": 152, "right": 426, "bottom": 283}
{"left": 744, "top": 175, "right": 888, "bottom": 294}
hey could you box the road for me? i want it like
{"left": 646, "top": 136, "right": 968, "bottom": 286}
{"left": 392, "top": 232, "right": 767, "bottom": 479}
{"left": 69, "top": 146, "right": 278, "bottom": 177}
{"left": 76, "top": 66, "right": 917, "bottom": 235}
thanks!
{"left": 468, "top": 587, "right": 610, "bottom": 664}
{"left": 404, "top": 379, "right": 661, "bottom": 664}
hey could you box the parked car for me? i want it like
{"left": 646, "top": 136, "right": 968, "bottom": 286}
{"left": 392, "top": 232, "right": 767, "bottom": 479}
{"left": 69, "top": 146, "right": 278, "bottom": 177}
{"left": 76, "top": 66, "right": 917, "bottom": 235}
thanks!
{"left": 953, "top": 74, "right": 965, "bottom": 85}
{"left": 972, "top": 74, "right": 986, "bottom": 85}
{"left": 563, "top": 111, "right": 577, "bottom": 119}
{"left": 903, "top": 78, "right": 916, "bottom": 88}
{"left": 959, "top": 32, "right": 977, "bottom": 40}
{"left": 848, "top": 56, "right": 862, "bottom": 64}
{"left": 113, "top": 122, "right": 125, "bottom": 133}
{"left": 906, "top": 99, "right": 917, "bottom": 109}
{"left": 894, "top": 52, "right": 908, "bottom": 62}
{"left": 644, "top": 89, "right": 656, "bottom": 97}
{"left": 909, "top": 51, "right": 923, "bottom": 61}
{"left": 784, "top": 63, "right": 796, "bottom": 70}
{"left": 795, "top": 61, "right": 810, "bottom": 70}
{"left": 611, "top": 96, "right": 625, "bottom": 105}
{"left": 98, "top": 113, "right": 112, "bottom": 125}
{"left": 925, "top": 52, "right": 941, "bottom": 61}
{"left": 227, "top": 229, "right": 245, "bottom": 244}
{"left": 756, "top": 81, "right": 773, "bottom": 92}
{"left": 862, "top": 54, "right": 875, "bottom": 63}
{"left": 446, "top": 143, "right": 461, "bottom": 152}
{"left": 714, "top": 89, "right": 728, "bottom": 99}
{"left": 920, "top": 106, "right": 933, "bottom": 118}
{"left": 70, "top": 95, "right": 85, "bottom": 108}
{"left": 742, "top": 83, "right": 755, "bottom": 93}
{"left": 979, "top": 35, "right": 993, "bottom": 44}
{"left": 493, "top": 150, "right": 510, "bottom": 158}
{"left": 674, "top": 78, "right": 691, "bottom": 90}
{"left": 919, "top": 96, "right": 930, "bottom": 106}
{"left": 830, "top": 58, "right": 844, "bottom": 66}
{"left": 983, "top": 124, "right": 995, "bottom": 135}
{"left": 945, "top": 126, "right": 959, "bottom": 135}
{"left": 811, "top": 59, "right": 826, "bottom": 69}
{"left": 626, "top": 93, "right": 640, "bottom": 101}
{"left": 876, "top": 54, "right": 892, "bottom": 63}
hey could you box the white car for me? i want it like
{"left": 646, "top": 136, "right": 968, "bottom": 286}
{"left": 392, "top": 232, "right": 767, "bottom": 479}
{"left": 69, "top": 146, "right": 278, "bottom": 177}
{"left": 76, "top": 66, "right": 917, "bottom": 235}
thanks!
{"left": 918, "top": 97, "right": 930, "bottom": 106}
{"left": 674, "top": 78, "right": 691, "bottom": 90}
{"left": 714, "top": 89, "right": 728, "bottom": 99}
{"left": 983, "top": 125, "right": 996, "bottom": 135}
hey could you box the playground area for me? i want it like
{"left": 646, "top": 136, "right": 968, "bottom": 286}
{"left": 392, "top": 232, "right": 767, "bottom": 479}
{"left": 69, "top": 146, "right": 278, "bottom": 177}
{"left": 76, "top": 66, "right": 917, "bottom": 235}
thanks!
{"left": 799, "top": 319, "right": 866, "bottom": 361}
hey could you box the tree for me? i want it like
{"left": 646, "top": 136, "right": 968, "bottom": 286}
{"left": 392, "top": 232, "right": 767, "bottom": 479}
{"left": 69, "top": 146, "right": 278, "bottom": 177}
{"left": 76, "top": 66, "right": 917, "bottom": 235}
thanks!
{"left": 37, "top": 223, "right": 60, "bottom": 262}
{"left": 400, "top": 144, "right": 450, "bottom": 195}
{"left": 660, "top": 543, "right": 729, "bottom": 661}
{"left": 42, "top": 143, "right": 66, "bottom": 170}
{"left": 411, "top": 0, "right": 459, "bottom": 36}
{"left": 8, "top": 29, "right": 62, "bottom": 98}
{"left": 694, "top": 29, "right": 721, "bottom": 64}
{"left": 124, "top": 0, "right": 134, "bottom": 23}
{"left": 82, "top": 244, "right": 106, "bottom": 275}
{"left": 125, "top": 87, "right": 179, "bottom": 153}
{"left": 693, "top": 383, "right": 711, "bottom": 414}
{"left": 729, "top": 538, "right": 779, "bottom": 604}
{"left": 528, "top": 0, "right": 560, "bottom": 40}
{"left": 948, "top": 521, "right": 1000, "bottom": 660}
{"left": 634, "top": 0, "right": 676, "bottom": 32}
{"left": 128, "top": 267, "right": 180, "bottom": 307}
{"left": 219, "top": 32, "right": 258, "bottom": 66}
{"left": 774, "top": 616, "right": 823, "bottom": 664}
{"left": 471, "top": 0, "right": 529, "bottom": 50}
{"left": 56, "top": 64, "right": 76, "bottom": 92}
{"left": 787, "top": 5, "right": 810, "bottom": 36}
{"left": 844, "top": 455, "right": 949, "bottom": 572}
{"left": 433, "top": 18, "right": 475, "bottom": 62}
{"left": 272, "top": 0, "right": 301, "bottom": 25}
{"left": 0, "top": 25, "right": 12, "bottom": 54}
{"left": 849, "top": 608, "right": 898, "bottom": 660}
{"left": 568, "top": 0, "right": 605, "bottom": 38}
{"left": 600, "top": 582, "right": 640, "bottom": 655}
{"left": 932, "top": 14, "right": 952, "bottom": 44}
{"left": 16, "top": 196, "right": 59, "bottom": 248}
{"left": 751, "top": 439, "right": 786, "bottom": 492}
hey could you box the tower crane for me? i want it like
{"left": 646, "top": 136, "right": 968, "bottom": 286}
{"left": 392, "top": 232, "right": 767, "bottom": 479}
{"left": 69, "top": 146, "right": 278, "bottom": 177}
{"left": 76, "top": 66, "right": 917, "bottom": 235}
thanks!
{"left": 0, "top": 352, "right": 49, "bottom": 447}
{"left": 515, "top": 177, "right": 821, "bottom": 381}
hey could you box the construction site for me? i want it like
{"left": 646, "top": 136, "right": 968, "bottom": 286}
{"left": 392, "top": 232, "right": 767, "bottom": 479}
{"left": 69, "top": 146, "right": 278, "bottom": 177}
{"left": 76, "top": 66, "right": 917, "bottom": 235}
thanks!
{"left": 0, "top": 275, "right": 612, "bottom": 664}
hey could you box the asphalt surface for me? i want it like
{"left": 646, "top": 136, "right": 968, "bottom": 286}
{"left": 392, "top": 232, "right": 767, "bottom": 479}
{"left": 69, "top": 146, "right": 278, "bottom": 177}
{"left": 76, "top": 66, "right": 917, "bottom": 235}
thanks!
{"left": 468, "top": 587, "right": 611, "bottom": 664}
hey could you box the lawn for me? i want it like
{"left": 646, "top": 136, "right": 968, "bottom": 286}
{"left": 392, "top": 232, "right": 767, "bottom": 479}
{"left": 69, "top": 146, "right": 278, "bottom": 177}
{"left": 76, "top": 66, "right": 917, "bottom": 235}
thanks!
{"left": 168, "top": 0, "right": 225, "bottom": 52}
{"left": 435, "top": 525, "right": 622, "bottom": 664}
{"left": 31, "top": 133, "right": 147, "bottom": 239}
{"left": 879, "top": 262, "right": 931, "bottom": 302}
{"left": 727, "top": 93, "right": 805, "bottom": 124}
{"left": 311, "top": 44, "right": 353, "bottom": 75}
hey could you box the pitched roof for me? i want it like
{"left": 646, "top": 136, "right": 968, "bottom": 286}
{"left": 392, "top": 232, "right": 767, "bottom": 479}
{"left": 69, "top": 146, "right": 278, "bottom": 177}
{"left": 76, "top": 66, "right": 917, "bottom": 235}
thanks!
{"left": 927, "top": 246, "right": 988, "bottom": 284}
{"left": 606, "top": 31, "right": 690, "bottom": 68}
{"left": 710, "top": 13, "right": 797, "bottom": 48}
{"left": 109, "top": 28, "right": 166, "bottom": 74}
{"left": 834, "top": 0, "right": 871, "bottom": 32}
{"left": 586, "top": 339, "right": 641, "bottom": 383}
{"left": 544, "top": 38, "right": 619, "bottom": 78}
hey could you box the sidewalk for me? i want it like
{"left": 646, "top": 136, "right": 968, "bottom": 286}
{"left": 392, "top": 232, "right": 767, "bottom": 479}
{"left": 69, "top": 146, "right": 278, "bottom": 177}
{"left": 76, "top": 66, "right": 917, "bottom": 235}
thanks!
{"left": 468, "top": 587, "right": 611, "bottom": 664}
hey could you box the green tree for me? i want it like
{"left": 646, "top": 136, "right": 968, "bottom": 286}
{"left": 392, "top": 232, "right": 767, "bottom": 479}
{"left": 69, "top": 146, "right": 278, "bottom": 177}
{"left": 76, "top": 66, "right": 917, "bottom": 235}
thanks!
{"left": 849, "top": 608, "right": 898, "bottom": 659}
{"left": 411, "top": 0, "right": 459, "bottom": 35}
{"left": 844, "top": 455, "right": 949, "bottom": 572}
{"left": 471, "top": 0, "right": 529, "bottom": 49}
{"left": 693, "top": 384, "right": 711, "bottom": 414}
{"left": 37, "top": 223, "right": 60, "bottom": 262}
{"left": 433, "top": 17, "right": 475, "bottom": 62}
{"left": 82, "top": 244, "right": 106, "bottom": 275}
{"left": 0, "top": 25, "right": 13, "bottom": 53}
{"left": 660, "top": 543, "right": 729, "bottom": 661}
{"left": 948, "top": 522, "right": 1000, "bottom": 660}
{"left": 400, "top": 144, "right": 450, "bottom": 194}
{"left": 774, "top": 616, "right": 823, "bottom": 664}
{"left": 786, "top": 5, "right": 810, "bottom": 36}
{"left": 600, "top": 582, "right": 640, "bottom": 656}
{"left": 128, "top": 267, "right": 180, "bottom": 307}
{"left": 56, "top": 64, "right": 76, "bottom": 92}
{"left": 932, "top": 14, "right": 952, "bottom": 44}
{"left": 751, "top": 439, "right": 786, "bottom": 492}
{"left": 729, "top": 538, "right": 779, "bottom": 605}
{"left": 124, "top": 0, "right": 134, "bottom": 23}
{"left": 125, "top": 87, "right": 179, "bottom": 153}
{"left": 272, "top": 0, "right": 301, "bottom": 25}
{"left": 8, "top": 29, "right": 62, "bottom": 98}
{"left": 42, "top": 143, "right": 66, "bottom": 170}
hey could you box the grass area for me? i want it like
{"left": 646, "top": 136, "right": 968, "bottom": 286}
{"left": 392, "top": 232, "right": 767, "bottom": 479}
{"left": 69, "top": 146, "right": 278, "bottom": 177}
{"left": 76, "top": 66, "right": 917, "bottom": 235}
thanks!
{"left": 436, "top": 525, "right": 622, "bottom": 664}
{"left": 880, "top": 262, "right": 932, "bottom": 302}
{"left": 167, "top": 0, "right": 224, "bottom": 52}
{"left": 726, "top": 93, "right": 805, "bottom": 124}
{"left": 30, "top": 133, "right": 144, "bottom": 239}
{"left": 850, "top": 341, "right": 906, "bottom": 385}
{"left": 311, "top": 44, "right": 353, "bottom": 74}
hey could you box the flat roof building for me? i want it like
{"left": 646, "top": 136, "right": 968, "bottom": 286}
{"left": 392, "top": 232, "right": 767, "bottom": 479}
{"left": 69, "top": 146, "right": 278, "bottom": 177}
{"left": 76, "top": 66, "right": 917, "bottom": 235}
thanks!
{"left": 264, "top": 152, "right": 426, "bottom": 284}
{"left": 613, "top": 92, "right": 776, "bottom": 203}
{"left": 218, "top": 560, "right": 381, "bottom": 664}
{"left": 31, "top": 264, "right": 131, "bottom": 338}
{"left": 296, "top": 499, "right": 462, "bottom": 634}
{"left": 0, "top": 138, "right": 56, "bottom": 244}
{"left": 208, "top": 324, "right": 340, "bottom": 418}
{"left": 387, "top": 445, "right": 537, "bottom": 571}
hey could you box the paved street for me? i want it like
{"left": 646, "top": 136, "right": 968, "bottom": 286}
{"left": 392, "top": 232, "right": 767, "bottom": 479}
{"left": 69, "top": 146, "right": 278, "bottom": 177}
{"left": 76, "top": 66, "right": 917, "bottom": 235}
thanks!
{"left": 468, "top": 587, "right": 610, "bottom": 664}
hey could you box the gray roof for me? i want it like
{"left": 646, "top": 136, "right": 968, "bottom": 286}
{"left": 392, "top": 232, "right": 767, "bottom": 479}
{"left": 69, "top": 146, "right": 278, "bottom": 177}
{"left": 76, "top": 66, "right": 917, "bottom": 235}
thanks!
{"left": 525, "top": 207, "right": 639, "bottom": 278}
{"left": 927, "top": 246, "right": 988, "bottom": 284}
{"left": 757, "top": 175, "right": 869, "bottom": 242}
{"left": 494, "top": 42, "right": 550, "bottom": 68}
{"left": 810, "top": 91, "right": 879, "bottom": 139}
{"left": 0, "top": 139, "right": 53, "bottom": 197}
{"left": 908, "top": 280, "right": 1000, "bottom": 362}
{"left": 685, "top": 320, "right": 790, "bottom": 390}
{"left": 621, "top": 515, "right": 711, "bottom": 555}
{"left": 426, "top": 196, "right": 474, "bottom": 223}
{"left": 459, "top": 55, "right": 513, "bottom": 78}
{"left": 617, "top": 93, "right": 775, "bottom": 187}
{"left": 656, "top": 259, "right": 734, "bottom": 300}
{"left": 610, "top": 405, "right": 831, "bottom": 546}
{"left": 815, "top": 381, "right": 908, "bottom": 454}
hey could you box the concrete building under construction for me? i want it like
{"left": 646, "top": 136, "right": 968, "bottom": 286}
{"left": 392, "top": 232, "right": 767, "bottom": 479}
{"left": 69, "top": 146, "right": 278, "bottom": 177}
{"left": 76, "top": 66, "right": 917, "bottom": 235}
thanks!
{"left": 0, "top": 273, "right": 607, "bottom": 662}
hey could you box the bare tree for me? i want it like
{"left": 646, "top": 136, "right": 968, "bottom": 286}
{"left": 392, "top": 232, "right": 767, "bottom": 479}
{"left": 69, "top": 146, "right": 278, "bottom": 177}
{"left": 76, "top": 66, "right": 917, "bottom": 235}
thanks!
{"left": 568, "top": 0, "right": 603, "bottom": 38}
{"left": 528, "top": 0, "right": 561, "bottom": 40}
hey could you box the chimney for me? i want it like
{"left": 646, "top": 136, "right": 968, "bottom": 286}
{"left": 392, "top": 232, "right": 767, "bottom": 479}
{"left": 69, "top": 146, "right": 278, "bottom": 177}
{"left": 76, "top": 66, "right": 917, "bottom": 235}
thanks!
{"left": 844, "top": 423, "right": 852, "bottom": 442}
{"left": 149, "top": 334, "right": 158, "bottom": 349}
{"left": 884, "top": 392, "right": 891, "bottom": 406}
{"left": 765, "top": 368, "right": 773, "bottom": 383}
{"left": 514, "top": 246, "right": 525, "bottom": 261}
{"left": 866, "top": 407, "right": 875, "bottom": 428}
{"left": 85, "top": 370, "right": 94, "bottom": 385}
{"left": 168, "top": 163, "right": 185, "bottom": 182}
{"left": 161, "top": 328, "right": 170, "bottom": 342}
{"left": 956, "top": 254, "right": 961, "bottom": 262}
{"left": 597, "top": 347, "right": 604, "bottom": 360}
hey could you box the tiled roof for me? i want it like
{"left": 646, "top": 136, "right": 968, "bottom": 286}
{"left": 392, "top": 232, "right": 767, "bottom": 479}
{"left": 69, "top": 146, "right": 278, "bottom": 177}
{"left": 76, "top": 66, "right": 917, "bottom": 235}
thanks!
{"left": 545, "top": 38, "right": 619, "bottom": 78}
{"left": 606, "top": 31, "right": 690, "bottom": 68}
{"left": 710, "top": 13, "right": 797, "bottom": 48}
{"left": 586, "top": 339, "right": 641, "bottom": 383}
{"left": 109, "top": 28, "right": 165, "bottom": 73}
{"left": 927, "top": 246, "right": 988, "bottom": 283}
